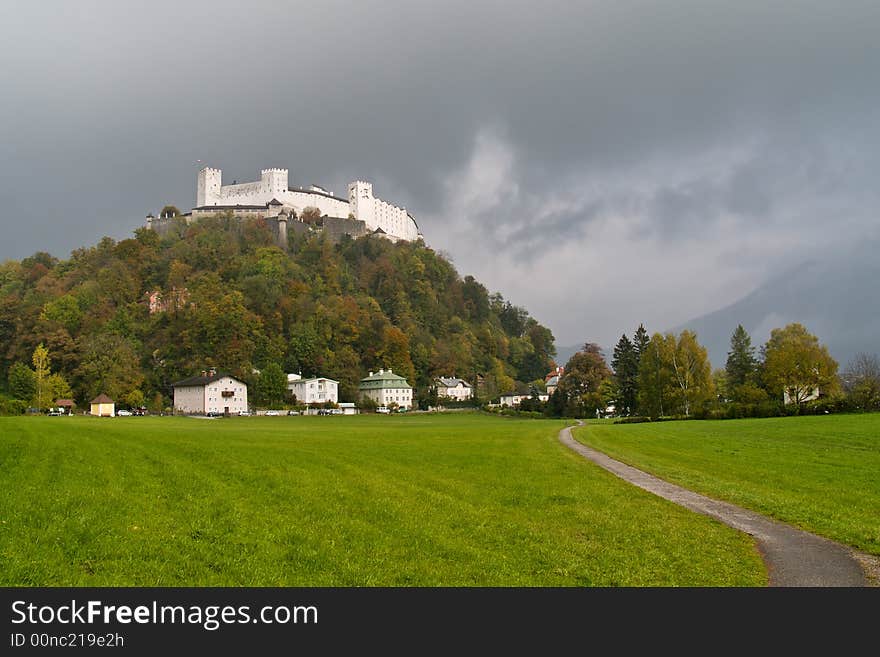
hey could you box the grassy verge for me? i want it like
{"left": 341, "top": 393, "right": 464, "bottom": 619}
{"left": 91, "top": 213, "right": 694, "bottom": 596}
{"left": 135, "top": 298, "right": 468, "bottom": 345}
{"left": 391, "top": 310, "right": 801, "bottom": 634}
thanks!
{"left": 574, "top": 414, "right": 880, "bottom": 555}
{"left": 0, "top": 413, "right": 765, "bottom": 586}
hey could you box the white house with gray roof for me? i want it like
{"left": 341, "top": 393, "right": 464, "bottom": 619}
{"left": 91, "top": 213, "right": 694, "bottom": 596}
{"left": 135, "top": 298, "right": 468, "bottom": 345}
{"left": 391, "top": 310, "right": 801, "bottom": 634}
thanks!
{"left": 287, "top": 373, "right": 339, "bottom": 405}
{"left": 359, "top": 368, "right": 413, "bottom": 410}
{"left": 435, "top": 376, "right": 473, "bottom": 401}
{"left": 499, "top": 393, "right": 549, "bottom": 407}
{"left": 172, "top": 370, "right": 248, "bottom": 415}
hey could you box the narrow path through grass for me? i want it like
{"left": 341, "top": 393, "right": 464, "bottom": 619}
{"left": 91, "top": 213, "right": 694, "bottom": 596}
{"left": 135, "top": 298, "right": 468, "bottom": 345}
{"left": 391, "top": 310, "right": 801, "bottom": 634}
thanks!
{"left": 574, "top": 415, "right": 880, "bottom": 556}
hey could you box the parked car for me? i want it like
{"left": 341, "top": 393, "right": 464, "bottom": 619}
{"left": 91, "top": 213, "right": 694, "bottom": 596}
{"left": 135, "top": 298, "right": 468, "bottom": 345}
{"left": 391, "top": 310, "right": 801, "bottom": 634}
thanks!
{"left": 287, "top": 410, "right": 300, "bottom": 415}
{"left": 330, "top": 408, "right": 344, "bottom": 415}
{"left": 117, "top": 409, "right": 133, "bottom": 416}
{"left": 376, "top": 406, "right": 390, "bottom": 414}
{"left": 47, "top": 408, "right": 65, "bottom": 416}
{"left": 265, "top": 410, "right": 281, "bottom": 416}
{"left": 238, "top": 410, "right": 251, "bottom": 416}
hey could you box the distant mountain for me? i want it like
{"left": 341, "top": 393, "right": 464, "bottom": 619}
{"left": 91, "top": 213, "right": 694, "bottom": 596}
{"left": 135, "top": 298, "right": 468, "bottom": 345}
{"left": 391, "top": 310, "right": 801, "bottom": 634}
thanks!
{"left": 676, "top": 244, "right": 880, "bottom": 370}
{"left": 554, "top": 344, "right": 581, "bottom": 369}
{"left": 554, "top": 342, "right": 616, "bottom": 369}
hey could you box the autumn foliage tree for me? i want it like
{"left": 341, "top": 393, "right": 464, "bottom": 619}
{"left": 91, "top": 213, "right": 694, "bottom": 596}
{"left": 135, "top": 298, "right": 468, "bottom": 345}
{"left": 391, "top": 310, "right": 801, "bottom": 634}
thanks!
{"left": 762, "top": 323, "right": 839, "bottom": 405}
{"left": 668, "top": 330, "right": 714, "bottom": 417}
{"left": 32, "top": 343, "right": 51, "bottom": 410}
{"left": 558, "top": 343, "right": 611, "bottom": 417}
{"left": 638, "top": 331, "right": 714, "bottom": 418}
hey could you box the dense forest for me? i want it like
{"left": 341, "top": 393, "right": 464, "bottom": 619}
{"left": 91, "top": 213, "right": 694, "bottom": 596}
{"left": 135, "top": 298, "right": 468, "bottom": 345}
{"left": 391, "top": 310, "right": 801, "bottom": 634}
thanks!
{"left": 0, "top": 215, "right": 556, "bottom": 412}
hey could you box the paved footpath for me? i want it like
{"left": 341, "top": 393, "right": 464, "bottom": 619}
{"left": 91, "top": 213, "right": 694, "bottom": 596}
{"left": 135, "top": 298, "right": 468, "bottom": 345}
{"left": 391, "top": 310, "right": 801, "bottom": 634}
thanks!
{"left": 559, "top": 423, "right": 870, "bottom": 586}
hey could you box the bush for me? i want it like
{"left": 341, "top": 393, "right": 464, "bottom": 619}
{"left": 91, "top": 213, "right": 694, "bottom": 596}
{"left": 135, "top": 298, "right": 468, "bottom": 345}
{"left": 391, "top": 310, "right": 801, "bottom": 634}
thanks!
{"left": 800, "top": 396, "right": 851, "bottom": 415}
{"left": 497, "top": 408, "right": 544, "bottom": 419}
{"left": 357, "top": 396, "right": 377, "bottom": 412}
{"left": 435, "top": 399, "right": 478, "bottom": 409}
{"left": 614, "top": 416, "right": 653, "bottom": 424}
{"left": 0, "top": 396, "right": 28, "bottom": 416}
{"left": 713, "top": 401, "right": 784, "bottom": 420}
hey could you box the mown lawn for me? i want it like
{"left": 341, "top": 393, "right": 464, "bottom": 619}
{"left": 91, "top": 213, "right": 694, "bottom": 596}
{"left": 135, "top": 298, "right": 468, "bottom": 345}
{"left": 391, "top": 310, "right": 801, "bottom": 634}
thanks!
{"left": 0, "top": 413, "right": 765, "bottom": 586}
{"left": 575, "top": 414, "right": 880, "bottom": 556}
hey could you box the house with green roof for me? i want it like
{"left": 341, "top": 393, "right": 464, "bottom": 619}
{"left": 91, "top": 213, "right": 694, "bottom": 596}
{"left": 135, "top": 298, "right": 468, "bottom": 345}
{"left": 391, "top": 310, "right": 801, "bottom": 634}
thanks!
{"left": 359, "top": 368, "right": 413, "bottom": 410}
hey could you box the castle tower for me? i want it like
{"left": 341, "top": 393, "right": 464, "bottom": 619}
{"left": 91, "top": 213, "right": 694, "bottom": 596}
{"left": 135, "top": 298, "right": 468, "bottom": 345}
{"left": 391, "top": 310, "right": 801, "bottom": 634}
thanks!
{"left": 261, "top": 168, "right": 289, "bottom": 197}
{"left": 145, "top": 213, "right": 154, "bottom": 230}
{"left": 348, "top": 181, "right": 375, "bottom": 228}
{"left": 197, "top": 167, "right": 221, "bottom": 207}
{"left": 277, "top": 209, "right": 288, "bottom": 251}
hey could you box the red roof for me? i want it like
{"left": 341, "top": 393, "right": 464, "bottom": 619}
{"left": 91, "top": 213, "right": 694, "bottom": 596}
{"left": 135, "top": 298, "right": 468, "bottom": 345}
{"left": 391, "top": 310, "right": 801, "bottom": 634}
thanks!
{"left": 55, "top": 399, "right": 75, "bottom": 406}
{"left": 545, "top": 366, "right": 564, "bottom": 381}
{"left": 90, "top": 394, "right": 114, "bottom": 404}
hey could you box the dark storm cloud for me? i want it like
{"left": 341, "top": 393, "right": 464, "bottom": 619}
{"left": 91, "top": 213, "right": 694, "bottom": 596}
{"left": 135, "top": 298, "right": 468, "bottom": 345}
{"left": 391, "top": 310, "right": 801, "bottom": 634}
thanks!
{"left": 1, "top": 0, "right": 879, "bottom": 347}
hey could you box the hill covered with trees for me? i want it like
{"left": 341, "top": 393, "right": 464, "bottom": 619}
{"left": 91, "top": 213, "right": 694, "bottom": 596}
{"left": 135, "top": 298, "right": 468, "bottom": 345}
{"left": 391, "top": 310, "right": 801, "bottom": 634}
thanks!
{"left": 0, "top": 216, "right": 556, "bottom": 412}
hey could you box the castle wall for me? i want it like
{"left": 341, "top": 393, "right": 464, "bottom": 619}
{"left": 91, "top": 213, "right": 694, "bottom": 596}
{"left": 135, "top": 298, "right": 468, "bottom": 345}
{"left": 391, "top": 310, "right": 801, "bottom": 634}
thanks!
{"left": 323, "top": 216, "right": 370, "bottom": 243}
{"left": 149, "top": 215, "right": 192, "bottom": 237}
{"left": 191, "top": 207, "right": 265, "bottom": 221}
{"left": 284, "top": 190, "right": 351, "bottom": 218}
{"left": 374, "top": 198, "right": 418, "bottom": 241}
{"left": 192, "top": 167, "right": 421, "bottom": 243}
{"left": 348, "top": 180, "right": 416, "bottom": 240}
{"left": 216, "top": 181, "right": 263, "bottom": 202}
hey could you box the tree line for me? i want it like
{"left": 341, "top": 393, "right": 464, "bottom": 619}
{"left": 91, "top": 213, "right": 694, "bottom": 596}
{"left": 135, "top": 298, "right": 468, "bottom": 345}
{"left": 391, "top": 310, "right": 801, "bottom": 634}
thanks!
{"left": 0, "top": 215, "right": 558, "bottom": 414}
{"left": 519, "top": 322, "right": 880, "bottom": 420}
{"left": 3, "top": 214, "right": 877, "bottom": 418}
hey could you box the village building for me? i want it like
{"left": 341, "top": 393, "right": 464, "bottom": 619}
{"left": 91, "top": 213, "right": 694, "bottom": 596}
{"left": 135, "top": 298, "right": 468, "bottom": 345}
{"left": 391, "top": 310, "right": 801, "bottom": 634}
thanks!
{"left": 435, "top": 376, "right": 473, "bottom": 401}
{"left": 171, "top": 370, "right": 248, "bottom": 415}
{"left": 54, "top": 399, "right": 75, "bottom": 415}
{"left": 287, "top": 374, "right": 339, "bottom": 405}
{"left": 499, "top": 393, "right": 549, "bottom": 407}
{"left": 338, "top": 402, "right": 359, "bottom": 415}
{"left": 783, "top": 386, "right": 821, "bottom": 405}
{"left": 90, "top": 394, "right": 115, "bottom": 417}
{"left": 359, "top": 368, "right": 413, "bottom": 410}
{"left": 545, "top": 366, "right": 564, "bottom": 396}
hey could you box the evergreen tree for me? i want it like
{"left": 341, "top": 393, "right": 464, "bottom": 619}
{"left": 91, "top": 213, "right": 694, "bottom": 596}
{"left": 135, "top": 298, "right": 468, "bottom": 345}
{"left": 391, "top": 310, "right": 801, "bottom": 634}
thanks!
{"left": 633, "top": 324, "right": 650, "bottom": 360}
{"left": 610, "top": 334, "right": 638, "bottom": 416}
{"left": 725, "top": 324, "right": 757, "bottom": 389}
{"left": 631, "top": 323, "right": 650, "bottom": 413}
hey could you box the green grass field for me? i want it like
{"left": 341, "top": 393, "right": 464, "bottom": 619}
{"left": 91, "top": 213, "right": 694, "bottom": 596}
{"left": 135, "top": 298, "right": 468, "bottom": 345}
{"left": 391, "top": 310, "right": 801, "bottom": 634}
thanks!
{"left": 0, "top": 413, "right": 765, "bottom": 586}
{"left": 575, "top": 414, "right": 880, "bottom": 556}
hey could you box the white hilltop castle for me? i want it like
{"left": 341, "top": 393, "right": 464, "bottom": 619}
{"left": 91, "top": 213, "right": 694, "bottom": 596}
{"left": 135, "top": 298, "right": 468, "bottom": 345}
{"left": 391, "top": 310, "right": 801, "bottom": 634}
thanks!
{"left": 146, "top": 166, "right": 421, "bottom": 246}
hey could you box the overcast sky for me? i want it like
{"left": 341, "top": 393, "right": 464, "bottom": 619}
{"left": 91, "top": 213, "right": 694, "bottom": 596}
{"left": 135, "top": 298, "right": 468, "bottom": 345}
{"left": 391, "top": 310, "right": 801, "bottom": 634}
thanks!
{"left": 2, "top": 0, "right": 878, "bottom": 349}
